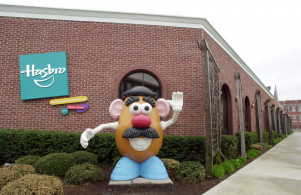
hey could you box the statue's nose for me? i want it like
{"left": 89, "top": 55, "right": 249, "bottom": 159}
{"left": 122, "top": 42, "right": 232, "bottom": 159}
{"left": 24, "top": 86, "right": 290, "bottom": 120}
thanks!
{"left": 131, "top": 114, "right": 151, "bottom": 128}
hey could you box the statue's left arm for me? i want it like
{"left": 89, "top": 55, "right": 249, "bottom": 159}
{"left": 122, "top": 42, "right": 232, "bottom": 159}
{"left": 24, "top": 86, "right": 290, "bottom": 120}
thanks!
{"left": 161, "top": 92, "right": 183, "bottom": 130}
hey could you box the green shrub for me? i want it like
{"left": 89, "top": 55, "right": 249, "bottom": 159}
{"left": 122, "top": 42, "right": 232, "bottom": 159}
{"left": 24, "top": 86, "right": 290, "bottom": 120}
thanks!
{"left": 183, "top": 136, "right": 206, "bottom": 163}
{"left": 0, "top": 174, "right": 63, "bottom": 195}
{"left": 175, "top": 161, "right": 205, "bottom": 182}
{"left": 246, "top": 149, "right": 260, "bottom": 159}
{"left": 221, "top": 135, "right": 239, "bottom": 160}
{"left": 15, "top": 155, "right": 40, "bottom": 166}
{"left": 237, "top": 156, "right": 246, "bottom": 164}
{"left": 113, "top": 156, "right": 122, "bottom": 167}
{"left": 242, "top": 132, "right": 258, "bottom": 150}
{"left": 65, "top": 163, "right": 103, "bottom": 185}
{"left": 70, "top": 151, "right": 98, "bottom": 165}
{"left": 229, "top": 159, "right": 241, "bottom": 169}
{"left": 35, "top": 152, "right": 76, "bottom": 177}
{"left": 221, "top": 161, "right": 235, "bottom": 174}
{"left": 213, "top": 164, "right": 224, "bottom": 178}
{"left": 273, "top": 137, "right": 282, "bottom": 145}
{"left": 263, "top": 131, "right": 269, "bottom": 144}
{"left": 0, "top": 164, "right": 36, "bottom": 187}
{"left": 161, "top": 158, "right": 180, "bottom": 171}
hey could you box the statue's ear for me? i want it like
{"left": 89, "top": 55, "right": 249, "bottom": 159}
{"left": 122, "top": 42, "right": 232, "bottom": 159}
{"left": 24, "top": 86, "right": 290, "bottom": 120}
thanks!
{"left": 157, "top": 98, "right": 170, "bottom": 118}
{"left": 109, "top": 99, "right": 124, "bottom": 119}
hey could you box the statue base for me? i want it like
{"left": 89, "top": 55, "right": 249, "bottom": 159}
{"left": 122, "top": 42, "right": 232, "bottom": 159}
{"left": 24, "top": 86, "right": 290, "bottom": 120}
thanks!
{"left": 109, "top": 177, "right": 173, "bottom": 186}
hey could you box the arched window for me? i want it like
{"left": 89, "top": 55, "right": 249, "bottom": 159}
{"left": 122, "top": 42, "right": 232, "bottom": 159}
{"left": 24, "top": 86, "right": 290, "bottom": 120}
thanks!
{"left": 221, "top": 84, "right": 233, "bottom": 135}
{"left": 119, "top": 72, "right": 162, "bottom": 98}
{"left": 244, "top": 96, "right": 251, "bottom": 131}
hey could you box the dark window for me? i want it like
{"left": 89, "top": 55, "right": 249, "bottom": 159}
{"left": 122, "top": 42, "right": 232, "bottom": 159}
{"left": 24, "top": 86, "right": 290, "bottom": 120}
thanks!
{"left": 119, "top": 72, "right": 161, "bottom": 98}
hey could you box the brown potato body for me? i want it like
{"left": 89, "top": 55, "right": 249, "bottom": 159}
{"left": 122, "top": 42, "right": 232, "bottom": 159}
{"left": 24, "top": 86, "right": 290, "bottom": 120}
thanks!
{"left": 115, "top": 96, "right": 163, "bottom": 163}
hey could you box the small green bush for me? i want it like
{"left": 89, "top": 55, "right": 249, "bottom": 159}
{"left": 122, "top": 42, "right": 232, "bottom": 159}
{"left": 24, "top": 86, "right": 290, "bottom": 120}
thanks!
{"left": 161, "top": 158, "right": 180, "bottom": 171}
{"left": 176, "top": 161, "right": 205, "bottom": 182}
{"left": 237, "top": 156, "right": 246, "bottom": 164}
{"left": 221, "top": 135, "right": 239, "bottom": 160}
{"left": 70, "top": 151, "right": 98, "bottom": 165}
{"left": 0, "top": 164, "right": 35, "bottom": 187}
{"left": 229, "top": 159, "right": 241, "bottom": 169}
{"left": 221, "top": 161, "right": 235, "bottom": 174}
{"left": 65, "top": 163, "right": 103, "bottom": 185}
{"left": 35, "top": 152, "right": 76, "bottom": 177}
{"left": 0, "top": 174, "right": 63, "bottom": 195}
{"left": 15, "top": 155, "right": 40, "bottom": 166}
{"left": 213, "top": 164, "right": 224, "bottom": 178}
{"left": 246, "top": 149, "right": 260, "bottom": 159}
{"left": 273, "top": 137, "right": 282, "bottom": 145}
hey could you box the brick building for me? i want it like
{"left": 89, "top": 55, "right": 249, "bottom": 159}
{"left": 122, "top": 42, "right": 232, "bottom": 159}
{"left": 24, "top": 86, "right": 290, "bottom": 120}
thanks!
{"left": 280, "top": 100, "right": 301, "bottom": 130}
{"left": 0, "top": 4, "right": 291, "bottom": 138}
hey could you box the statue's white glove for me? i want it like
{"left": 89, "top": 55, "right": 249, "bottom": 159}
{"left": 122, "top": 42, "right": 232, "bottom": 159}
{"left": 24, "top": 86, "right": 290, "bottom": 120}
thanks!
{"left": 80, "top": 128, "right": 95, "bottom": 148}
{"left": 167, "top": 92, "right": 183, "bottom": 112}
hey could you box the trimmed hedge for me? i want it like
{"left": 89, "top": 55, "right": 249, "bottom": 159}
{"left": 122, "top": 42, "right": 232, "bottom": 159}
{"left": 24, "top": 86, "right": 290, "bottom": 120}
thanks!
{"left": 0, "top": 129, "right": 240, "bottom": 164}
{"left": 158, "top": 135, "right": 206, "bottom": 163}
{"left": 0, "top": 129, "right": 118, "bottom": 164}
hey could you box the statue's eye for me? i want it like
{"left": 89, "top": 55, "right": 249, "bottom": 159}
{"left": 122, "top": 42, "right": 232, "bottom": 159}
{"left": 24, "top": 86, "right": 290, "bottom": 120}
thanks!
{"left": 129, "top": 103, "right": 142, "bottom": 115}
{"left": 141, "top": 103, "right": 152, "bottom": 115}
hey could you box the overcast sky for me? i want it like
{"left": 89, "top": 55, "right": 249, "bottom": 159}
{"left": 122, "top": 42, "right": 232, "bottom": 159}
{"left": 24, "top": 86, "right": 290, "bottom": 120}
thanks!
{"left": 1, "top": 0, "right": 301, "bottom": 101}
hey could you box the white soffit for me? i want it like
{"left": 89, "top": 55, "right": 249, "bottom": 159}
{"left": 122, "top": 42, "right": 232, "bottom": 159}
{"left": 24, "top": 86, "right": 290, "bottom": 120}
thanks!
{"left": 0, "top": 4, "right": 273, "bottom": 98}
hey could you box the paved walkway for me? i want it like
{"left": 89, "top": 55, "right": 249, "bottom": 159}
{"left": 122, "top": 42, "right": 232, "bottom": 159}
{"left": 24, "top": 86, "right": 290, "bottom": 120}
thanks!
{"left": 204, "top": 132, "right": 301, "bottom": 195}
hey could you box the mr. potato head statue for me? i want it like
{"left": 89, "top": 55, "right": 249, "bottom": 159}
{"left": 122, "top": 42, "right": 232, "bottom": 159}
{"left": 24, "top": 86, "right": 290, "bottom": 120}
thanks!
{"left": 80, "top": 86, "right": 183, "bottom": 180}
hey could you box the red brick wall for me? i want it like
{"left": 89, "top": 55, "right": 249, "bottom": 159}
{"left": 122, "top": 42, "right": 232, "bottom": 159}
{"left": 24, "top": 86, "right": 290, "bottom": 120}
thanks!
{"left": 0, "top": 16, "right": 284, "bottom": 136}
{"left": 0, "top": 16, "right": 205, "bottom": 136}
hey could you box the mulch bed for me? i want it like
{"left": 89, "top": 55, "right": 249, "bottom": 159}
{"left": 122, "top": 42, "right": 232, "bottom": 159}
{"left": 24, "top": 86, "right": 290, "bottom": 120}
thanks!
{"left": 64, "top": 150, "right": 269, "bottom": 195}
{"left": 63, "top": 166, "right": 223, "bottom": 195}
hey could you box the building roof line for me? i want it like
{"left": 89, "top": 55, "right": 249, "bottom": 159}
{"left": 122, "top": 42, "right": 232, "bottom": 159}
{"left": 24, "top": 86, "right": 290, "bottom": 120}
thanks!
{"left": 0, "top": 4, "right": 273, "bottom": 98}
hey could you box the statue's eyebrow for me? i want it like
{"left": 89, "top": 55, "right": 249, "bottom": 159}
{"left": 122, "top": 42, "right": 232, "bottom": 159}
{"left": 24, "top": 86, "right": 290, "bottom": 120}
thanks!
{"left": 142, "top": 96, "right": 156, "bottom": 107}
{"left": 125, "top": 96, "right": 140, "bottom": 106}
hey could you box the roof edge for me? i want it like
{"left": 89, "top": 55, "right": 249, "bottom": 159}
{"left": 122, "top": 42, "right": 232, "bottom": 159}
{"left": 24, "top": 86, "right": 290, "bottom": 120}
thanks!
{"left": 0, "top": 4, "right": 273, "bottom": 97}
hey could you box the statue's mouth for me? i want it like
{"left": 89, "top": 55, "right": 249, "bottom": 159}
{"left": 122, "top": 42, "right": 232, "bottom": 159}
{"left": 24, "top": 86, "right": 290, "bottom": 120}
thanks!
{"left": 129, "top": 138, "right": 152, "bottom": 151}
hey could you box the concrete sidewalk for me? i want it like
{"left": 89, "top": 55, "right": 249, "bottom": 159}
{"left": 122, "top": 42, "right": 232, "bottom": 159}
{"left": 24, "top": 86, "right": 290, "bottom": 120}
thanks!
{"left": 204, "top": 132, "right": 301, "bottom": 195}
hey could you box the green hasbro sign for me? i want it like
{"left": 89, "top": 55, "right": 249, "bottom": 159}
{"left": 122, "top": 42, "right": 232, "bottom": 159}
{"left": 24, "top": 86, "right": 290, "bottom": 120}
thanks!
{"left": 19, "top": 51, "right": 69, "bottom": 100}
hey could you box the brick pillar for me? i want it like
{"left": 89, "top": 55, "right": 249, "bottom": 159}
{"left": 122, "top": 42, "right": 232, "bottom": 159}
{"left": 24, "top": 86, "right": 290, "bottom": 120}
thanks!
{"left": 234, "top": 72, "right": 246, "bottom": 157}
